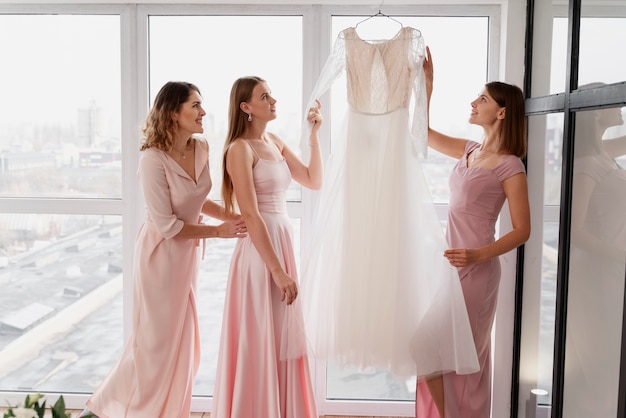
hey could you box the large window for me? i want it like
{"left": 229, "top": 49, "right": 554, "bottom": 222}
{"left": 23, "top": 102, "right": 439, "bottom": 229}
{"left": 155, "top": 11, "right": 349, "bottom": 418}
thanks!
{"left": 0, "top": 4, "right": 501, "bottom": 415}
{"left": 0, "top": 11, "right": 125, "bottom": 401}
{"left": 519, "top": 1, "right": 626, "bottom": 417}
{"left": 562, "top": 106, "right": 626, "bottom": 418}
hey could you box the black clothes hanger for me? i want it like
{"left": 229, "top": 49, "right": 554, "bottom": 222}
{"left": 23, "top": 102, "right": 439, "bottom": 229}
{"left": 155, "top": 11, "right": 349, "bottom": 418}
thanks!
{"left": 355, "top": 1, "right": 404, "bottom": 29}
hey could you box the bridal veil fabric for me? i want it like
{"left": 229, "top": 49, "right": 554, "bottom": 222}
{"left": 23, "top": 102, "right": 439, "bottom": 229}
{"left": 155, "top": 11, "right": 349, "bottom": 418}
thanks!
{"left": 300, "top": 26, "right": 479, "bottom": 378}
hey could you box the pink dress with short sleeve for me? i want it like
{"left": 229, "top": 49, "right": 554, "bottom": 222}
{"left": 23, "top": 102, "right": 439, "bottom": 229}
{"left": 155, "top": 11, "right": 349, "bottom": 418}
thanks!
{"left": 87, "top": 139, "right": 210, "bottom": 418}
{"left": 415, "top": 140, "right": 526, "bottom": 417}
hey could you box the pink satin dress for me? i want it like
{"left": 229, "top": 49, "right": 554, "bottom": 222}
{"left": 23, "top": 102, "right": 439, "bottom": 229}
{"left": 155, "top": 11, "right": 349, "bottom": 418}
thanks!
{"left": 212, "top": 146, "right": 317, "bottom": 418}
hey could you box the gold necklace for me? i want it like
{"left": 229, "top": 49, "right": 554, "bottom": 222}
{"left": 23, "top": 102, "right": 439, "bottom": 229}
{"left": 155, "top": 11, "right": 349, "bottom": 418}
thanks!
{"left": 172, "top": 140, "right": 191, "bottom": 159}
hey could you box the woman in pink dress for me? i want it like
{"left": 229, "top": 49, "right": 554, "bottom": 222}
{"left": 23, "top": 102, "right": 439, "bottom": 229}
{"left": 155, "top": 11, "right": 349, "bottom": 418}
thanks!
{"left": 212, "top": 76, "right": 323, "bottom": 418}
{"left": 415, "top": 48, "right": 531, "bottom": 417}
{"left": 81, "top": 81, "right": 245, "bottom": 418}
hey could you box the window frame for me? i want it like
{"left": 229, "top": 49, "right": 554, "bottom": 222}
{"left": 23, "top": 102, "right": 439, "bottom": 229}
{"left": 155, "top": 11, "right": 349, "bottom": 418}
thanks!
{"left": 519, "top": 0, "right": 626, "bottom": 416}
{"left": 0, "top": 2, "right": 140, "bottom": 409}
{"left": 0, "top": 3, "right": 504, "bottom": 416}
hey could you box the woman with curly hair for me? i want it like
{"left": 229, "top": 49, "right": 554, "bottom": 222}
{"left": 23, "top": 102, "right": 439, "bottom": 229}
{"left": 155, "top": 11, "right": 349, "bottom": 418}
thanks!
{"left": 82, "top": 81, "right": 245, "bottom": 418}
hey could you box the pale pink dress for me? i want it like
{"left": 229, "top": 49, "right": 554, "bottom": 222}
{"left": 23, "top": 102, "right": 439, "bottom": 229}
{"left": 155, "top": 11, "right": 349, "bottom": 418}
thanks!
{"left": 415, "top": 140, "right": 525, "bottom": 417}
{"left": 212, "top": 145, "right": 317, "bottom": 418}
{"left": 87, "top": 139, "right": 211, "bottom": 418}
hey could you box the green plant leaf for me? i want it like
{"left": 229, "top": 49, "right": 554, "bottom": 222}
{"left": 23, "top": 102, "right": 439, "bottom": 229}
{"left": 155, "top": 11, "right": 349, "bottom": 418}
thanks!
{"left": 51, "top": 396, "right": 71, "bottom": 418}
{"left": 24, "top": 393, "right": 44, "bottom": 409}
{"left": 34, "top": 400, "right": 46, "bottom": 418}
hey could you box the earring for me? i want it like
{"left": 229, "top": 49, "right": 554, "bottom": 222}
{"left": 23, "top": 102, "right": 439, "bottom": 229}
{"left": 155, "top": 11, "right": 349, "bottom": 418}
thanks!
{"left": 247, "top": 113, "right": 252, "bottom": 122}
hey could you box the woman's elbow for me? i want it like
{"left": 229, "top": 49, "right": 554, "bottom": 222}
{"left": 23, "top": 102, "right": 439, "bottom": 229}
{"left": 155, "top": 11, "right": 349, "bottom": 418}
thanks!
{"left": 310, "top": 178, "right": 323, "bottom": 190}
{"left": 518, "top": 225, "right": 531, "bottom": 245}
{"left": 300, "top": 174, "right": 322, "bottom": 190}
{"left": 240, "top": 211, "right": 260, "bottom": 223}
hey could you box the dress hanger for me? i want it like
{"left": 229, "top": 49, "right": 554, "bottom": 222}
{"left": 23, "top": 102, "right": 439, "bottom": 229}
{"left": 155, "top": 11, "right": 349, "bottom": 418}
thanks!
{"left": 354, "top": 1, "right": 404, "bottom": 29}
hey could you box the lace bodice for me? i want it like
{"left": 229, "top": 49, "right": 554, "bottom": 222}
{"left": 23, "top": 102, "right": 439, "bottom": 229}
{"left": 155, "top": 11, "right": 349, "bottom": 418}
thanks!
{"left": 304, "top": 26, "right": 428, "bottom": 156}
{"left": 342, "top": 27, "right": 423, "bottom": 114}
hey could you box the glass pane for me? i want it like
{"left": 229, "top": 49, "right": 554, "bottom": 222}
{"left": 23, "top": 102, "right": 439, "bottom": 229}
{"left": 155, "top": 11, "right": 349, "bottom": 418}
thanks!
{"left": 148, "top": 16, "right": 303, "bottom": 202}
{"left": 324, "top": 15, "right": 489, "bottom": 402}
{"left": 546, "top": 12, "right": 626, "bottom": 94}
{"left": 545, "top": 113, "right": 564, "bottom": 205}
{"left": 517, "top": 113, "right": 563, "bottom": 417}
{"left": 0, "top": 214, "right": 123, "bottom": 393}
{"left": 0, "top": 15, "right": 121, "bottom": 198}
{"left": 528, "top": 1, "right": 568, "bottom": 95}
{"left": 549, "top": 17, "right": 568, "bottom": 94}
{"left": 562, "top": 105, "right": 626, "bottom": 417}
{"left": 578, "top": 11, "right": 626, "bottom": 86}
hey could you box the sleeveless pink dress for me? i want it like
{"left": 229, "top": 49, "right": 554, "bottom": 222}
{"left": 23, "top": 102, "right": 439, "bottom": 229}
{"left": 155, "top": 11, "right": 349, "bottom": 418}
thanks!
{"left": 212, "top": 146, "right": 317, "bottom": 418}
{"left": 415, "top": 140, "right": 525, "bottom": 417}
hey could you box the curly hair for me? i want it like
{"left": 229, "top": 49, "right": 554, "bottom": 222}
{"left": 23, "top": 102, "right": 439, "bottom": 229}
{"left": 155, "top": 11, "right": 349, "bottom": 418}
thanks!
{"left": 140, "top": 81, "right": 201, "bottom": 152}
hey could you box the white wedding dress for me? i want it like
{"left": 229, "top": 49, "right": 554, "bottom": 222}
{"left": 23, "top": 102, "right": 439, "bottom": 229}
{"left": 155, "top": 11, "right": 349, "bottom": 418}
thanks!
{"left": 301, "top": 26, "right": 479, "bottom": 378}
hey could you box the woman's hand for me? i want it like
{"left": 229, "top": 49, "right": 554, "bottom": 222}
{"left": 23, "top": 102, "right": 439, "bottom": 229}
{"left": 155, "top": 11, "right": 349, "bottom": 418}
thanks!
{"left": 216, "top": 219, "right": 247, "bottom": 238}
{"left": 271, "top": 270, "right": 299, "bottom": 305}
{"left": 307, "top": 99, "right": 323, "bottom": 134}
{"left": 444, "top": 248, "right": 482, "bottom": 268}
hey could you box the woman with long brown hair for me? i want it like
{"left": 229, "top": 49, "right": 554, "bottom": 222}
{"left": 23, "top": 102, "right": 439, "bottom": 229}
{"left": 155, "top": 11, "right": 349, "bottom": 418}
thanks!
{"left": 416, "top": 48, "right": 531, "bottom": 417}
{"left": 212, "top": 76, "right": 323, "bottom": 418}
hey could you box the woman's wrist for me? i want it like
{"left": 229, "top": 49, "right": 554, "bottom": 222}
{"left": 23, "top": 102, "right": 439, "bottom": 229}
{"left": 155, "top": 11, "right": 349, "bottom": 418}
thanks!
{"left": 270, "top": 266, "right": 284, "bottom": 276}
{"left": 309, "top": 135, "right": 320, "bottom": 147}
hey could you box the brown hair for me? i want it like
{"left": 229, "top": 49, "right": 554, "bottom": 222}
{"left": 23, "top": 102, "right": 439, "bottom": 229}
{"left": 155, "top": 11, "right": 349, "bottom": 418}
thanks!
{"left": 485, "top": 81, "right": 527, "bottom": 158}
{"left": 140, "top": 81, "right": 201, "bottom": 152}
{"left": 221, "top": 76, "right": 265, "bottom": 215}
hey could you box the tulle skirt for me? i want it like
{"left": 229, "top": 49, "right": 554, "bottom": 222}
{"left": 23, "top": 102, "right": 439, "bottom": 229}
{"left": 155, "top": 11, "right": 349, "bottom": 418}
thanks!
{"left": 301, "top": 108, "right": 479, "bottom": 378}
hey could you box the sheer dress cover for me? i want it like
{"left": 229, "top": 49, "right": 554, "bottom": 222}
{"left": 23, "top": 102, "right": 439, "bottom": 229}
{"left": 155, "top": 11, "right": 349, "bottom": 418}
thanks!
{"left": 212, "top": 145, "right": 317, "bottom": 418}
{"left": 87, "top": 139, "right": 210, "bottom": 418}
{"left": 300, "top": 26, "right": 479, "bottom": 379}
{"left": 415, "top": 140, "right": 526, "bottom": 417}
